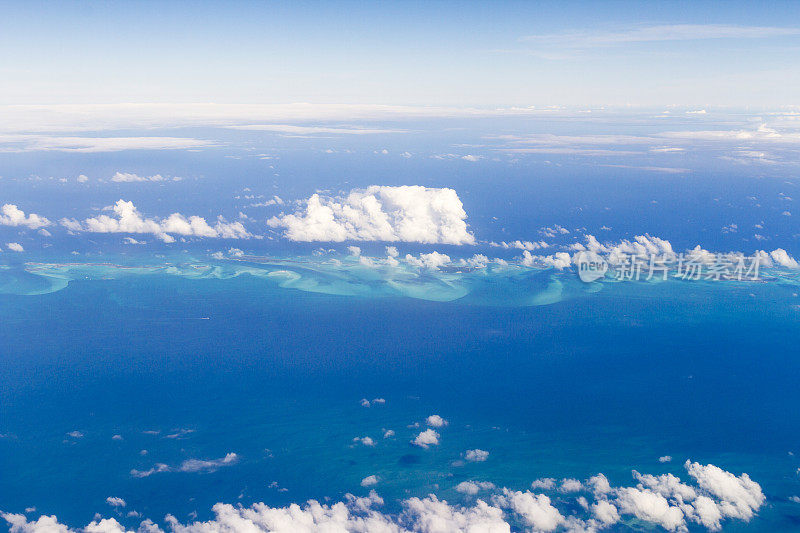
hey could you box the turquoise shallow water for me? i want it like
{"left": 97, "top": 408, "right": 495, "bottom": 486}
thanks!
{"left": 1, "top": 257, "right": 800, "bottom": 531}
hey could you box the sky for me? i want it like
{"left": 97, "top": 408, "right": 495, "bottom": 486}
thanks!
{"left": 2, "top": 0, "right": 800, "bottom": 107}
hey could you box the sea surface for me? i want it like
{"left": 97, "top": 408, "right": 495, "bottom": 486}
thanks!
{"left": 1, "top": 258, "right": 799, "bottom": 531}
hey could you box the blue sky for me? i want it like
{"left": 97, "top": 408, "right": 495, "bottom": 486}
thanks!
{"left": 2, "top": 0, "right": 800, "bottom": 106}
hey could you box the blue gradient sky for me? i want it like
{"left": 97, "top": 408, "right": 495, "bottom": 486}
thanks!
{"left": 2, "top": 0, "right": 800, "bottom": 106}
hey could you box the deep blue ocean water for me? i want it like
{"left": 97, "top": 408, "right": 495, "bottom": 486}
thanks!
{"left": 2, "top": 268, "right": 799, "bottom": 531}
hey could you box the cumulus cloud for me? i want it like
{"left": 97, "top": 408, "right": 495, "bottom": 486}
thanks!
{"left": 6, "top": 243, "right": 24, "bottom": 252}
{"left": 2, "top": 461, "right": 765, "bottom": 533}
{"left": 769, "top": 248, "right": 799, "bottom": 268}
{"left": 105, "top": 498, "right": 125, "bottom": 508}
{"left": 360, "top": 475, "right": 379, "bottom": 487}
{"left": 0, "top": 204, "right": 51, "bottom": 229}
{"left": 267, "top": 186, "right": 475, "bottom": 245}
{"left": 425, "top": 415, "right": 448, "bottom": 428}
{"left": 412, "top": 429, "right": 440, "bottom": 449}
{"left": 455, "top": 481, "right": 496, "bottom": 495}
{"left": 464, "top": 449, "right": 489, "bottom": 462}
{"left": 62, "top": 200, "right": 251, "bottom": 242}
{"left": 404, "top": 251, "right": 451, "bottom": 270}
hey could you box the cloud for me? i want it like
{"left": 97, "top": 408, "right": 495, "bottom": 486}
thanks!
{"left": 267, "top": 186, "right": 475, "bottom": 245}
{"left": 769, "top": 248, "right": 799, "bottom": 268}
{"left": 404, "top": 251, "right": 452, "bottom": 270}
{"left": 104, "top": 498, "right": 125, "bottom": 509}
{"left": 455, "top": 481, "right": 496, "bottom": 495}
{"left": 178, "top": 453, "right": 238, "bottom": 473}
{"left": 62, "top": 200, "right": 251, "bottom": 242}
{"left": 352, "top": 436, "right": 375, "bottom": 447}
{"left": 0, "top": 135, "right": 215, "bottom": 153}
{"left": 227, "top": 124, "right": 404, "bottom": 135}
{"left": 360, "top": 475, "right": 379, "bottom": 487}
{"left": 412, "top": 429, "right": 440, "bottom": 449}
{"left": 130, "top": 453, "right": 238, "bottom": 478}
{"left": 2, "top": 461, "right": 765, "bottom": 533}
{"left": 464, "top": 449, "right": 489, "bottom": 462}
{"left": 425, "top": 415, "right": 448, "bottom": 428}
{"left": 520, "top": 24, "right": 800, "bottom": 48}
{"left": 492, "top": 490, "right": 564, "bottom": 531}
{"left": 110, "top": 172, "right": 181, "bottom": 183}
{"left": 6, "top": 243, "right": 24, "bottom": 252}
{"left": 660, "top": 123, "right": 800, "bottom": 144}
{"left": 0, "top": 204, "right": 51, "bottom": 229}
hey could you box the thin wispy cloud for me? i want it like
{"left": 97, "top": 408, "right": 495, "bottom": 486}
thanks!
{"left": 0, "top": 134, "right": 216, "bottom": 153}
{"left": 520, "top": 24, "right": 800, "bottom": 48}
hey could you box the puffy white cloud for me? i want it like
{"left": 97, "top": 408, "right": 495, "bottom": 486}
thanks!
{"left": 353, "top": 436, "right": 375, "bottom": 447}
{"left": 267, "top": 186, "right": 475, "bottom": 245}
{"left": 684, "top": 461, "right": 765, "bottom": 522}
{"left": 492, "top": 490, "right": 564, "bottom": 532}
{"left": 412, "top": 429, "right": 440, "bottom": 449}
{"left": 521, "top": 250, "right": 572, "bottom": 269}
{"left": 62, "top": 200, "right": 251, "bottom": 242}
{"left": 592, "top": 500, "right": 620, "bottom": 526}
{"left": 7, "top": 242, "right": 24, "bottom": 252}
{"left": 464, "top": 449, "right": 489, "bottom": 462}
{"left": 404, "top": 252, "right": 451, "bottom": 270}
{"left": 530, "top": 478, "right": 557, "bottom": 491}
{"left": 403, "top": 496, "right": 509, "bottom": 533}
{"left": 105, "top": 497, "right": 125, "bottom": 508}
{"left": 616, "top": 487, "right": 685, "bottom": 531}
{"left": 0, "top": 204, "right": 51, "bottom": 229}
{"left": 360, "top": 475, "right": 379, "bottom": 487}
{"left": 660, "top": 455, "right": 673, "bottom": 463}
{"left": 559, "top": 479, "right": 583, "bottom": 493}
{"left": 455, "top": 481, "right": 496, "bottom": 495}
{"left": 769, "top": 248, "right": 799, "bottom": 268}
{"left": 425, "top": 415, "right": 448, "bottom": 428}
{"left": 2, "top": 461, "right": 766, "bottom": 533}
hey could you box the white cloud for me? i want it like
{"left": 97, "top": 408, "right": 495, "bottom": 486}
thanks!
{"left": 2, "top": 461, "right": 766, "bottom": 533}
{"left": 0, "top": 135, "right": 215, "bottom": 153}
{"left": 464, "top": 449, "right": 489, "bottom": 462}
{"left": 227, "top": 124, "right": 404, "bottom": 135}
{"left": 521, "top": 251, "right": 572, "bottom": 269}
{"left": 455, "top": 481, "right": 496, "bottom": 495}
{"left": 0, "top": 204, "right": 51, "bottom": 229}
{"left": 7, "top": 242, "right": 24, "bottom": 252}
{"left": 110, "top": 172, "right": 181, "bottom": 183}
{"left": 353, "top": 436, "right": 375, "bottom": 447}
{"left": 769, "top": 248, "right": 799, "bottom": 268}
{"left": 268, "top": 186, "right": 475, "bottom": 245}
{"left": 130, "top": 453, "right": 238, "bottom": 478}
{"left": 426, "top": 415, "right": 448, "bottom": 428}
{"left": 493, "top": 490, "right": 564, "bottom": 532}
{"left": 105, "top": 497, "right": 125, "bottom": 508}
{"left": 461, "top": 154, "right": 483, "bottom": 162}
{"left": 63, "top": 200, "right": 251, "bottom": 242}
{"left": 360, "top": 475, "right": 379, "bottom": 487}
{"left": 405, "top": 251, "right": 451, "bottom": 270}
{"left": 559, "top": 479, "right": 583, "bottom": 493}
{"left": 521, "top": 24, "right": 800, "bottom": 48}
{"left": 77, "top": 174, "right": 89, "bottom": 183}
{"left": 412, "top": 429, "right": 440, "bottom": 449}
{"left": 660, "top": 456, "right": 673, "bottom": 463}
